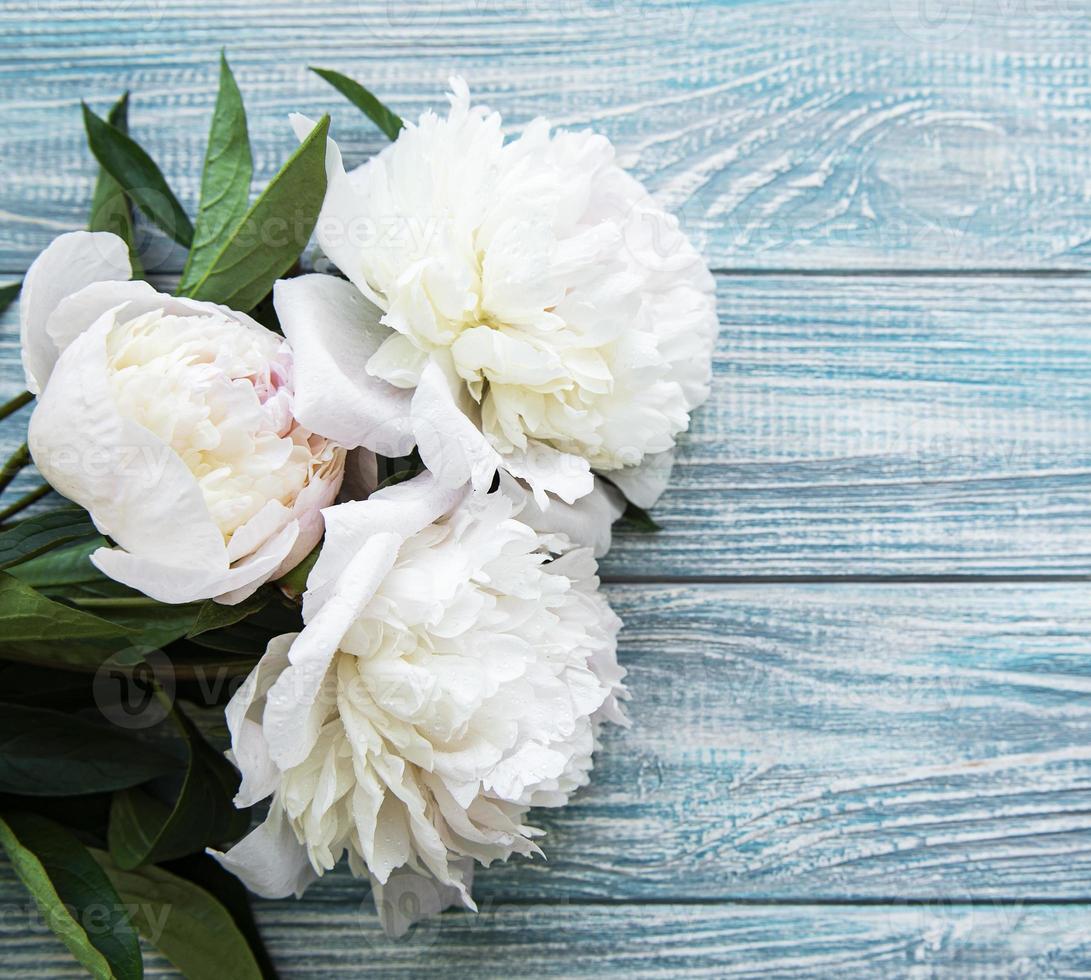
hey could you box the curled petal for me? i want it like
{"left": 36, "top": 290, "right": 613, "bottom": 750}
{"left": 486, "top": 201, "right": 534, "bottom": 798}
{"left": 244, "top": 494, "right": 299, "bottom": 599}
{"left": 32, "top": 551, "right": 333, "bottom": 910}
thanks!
{"left": 20, "top": 230, "right": 131, "bottom": 393}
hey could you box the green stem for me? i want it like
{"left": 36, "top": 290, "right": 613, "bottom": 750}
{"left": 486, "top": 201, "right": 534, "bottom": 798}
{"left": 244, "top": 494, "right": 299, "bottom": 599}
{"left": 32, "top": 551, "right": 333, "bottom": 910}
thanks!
{"left": 0, "top": 391, "right": 33, "bottom": 423}
{"left": 0, "top": 443, "right": 30, "bottom": 495}
{"left": 67, "top": 596, "right": 161, "bottom": 609}
{"left": 0, "top": 483, "right": 51, "bottom": 523}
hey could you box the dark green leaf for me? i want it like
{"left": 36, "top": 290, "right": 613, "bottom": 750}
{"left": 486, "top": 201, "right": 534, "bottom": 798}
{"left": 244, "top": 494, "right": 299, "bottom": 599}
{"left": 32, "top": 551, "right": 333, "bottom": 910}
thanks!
{"left": 185, "top": 589, "right": 268, "bottom": 639}
{"left": 180, "top": 114, "right": 330, "bottom": 311}
{"left": 108, "top": 706, "right": 248, "bottom": 869}
{"left": 618, "top": 501, "right": 661, "bottom": 533}
{"left": 0, "top": 507, "right": 98, "bottom": 571}
{"left": 311, "top": 66, "right": 403, "bottom": 141}
{"left": 0, "top": 811, "right": 142, "bottom": 979}
{"left": 0, "top": 281, "right": 21, "bottom": 316}
{"left": 89, "top": 92, "right": 142, "bottom": 277}
{"left": 0, "top": 704, "right": 180, "bottom": 797}
{"left": 82, "top": 102, "right": 194, "bottom": 248}
{"left": 0, "top": 572, "right": 132, "bottom": 646}
{"left": 178, "top": 53, "right": 253, "bottom": 295}
{"left": 93, "top": 851, "right": 262, "bottom": 980}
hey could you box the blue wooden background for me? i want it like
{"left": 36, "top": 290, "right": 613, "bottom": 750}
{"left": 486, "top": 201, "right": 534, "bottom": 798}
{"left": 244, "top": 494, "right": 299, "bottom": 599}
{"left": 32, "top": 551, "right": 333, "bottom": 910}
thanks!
{"left": 2, "top": 0, "right": 1091, "bottom": 975}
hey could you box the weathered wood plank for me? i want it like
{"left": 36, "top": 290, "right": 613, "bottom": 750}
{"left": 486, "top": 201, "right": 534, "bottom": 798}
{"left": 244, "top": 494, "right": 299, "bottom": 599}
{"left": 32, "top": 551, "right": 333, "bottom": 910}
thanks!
{"left": 4, "top": 274, "right": 1091, "bottom": 577}
{"left": 3, "top": 1, "right": 1091, "bottom": 272}
{"left": 224, "top": 582, "right": 1091, "bottom": 902}
{"left": 0, "top": 878, "right": 1085, "bottom": 980}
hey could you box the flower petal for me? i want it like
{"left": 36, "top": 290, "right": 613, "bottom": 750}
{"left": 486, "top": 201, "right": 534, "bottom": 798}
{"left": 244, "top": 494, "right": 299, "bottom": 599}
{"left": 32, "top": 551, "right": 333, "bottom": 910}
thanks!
{"left": 20, "top": 230, "right": 131, "bottom": 393}
{"left": 411, "top": 355, "right": 500, "bottom": 491}
{"left": 274, "top": 274, "right": 415, "bottom": 456}
{"left": 501, "top": 472, "right": 623, "bottom": 557}
{"left": 370, "top": 859, "right": 475, "bottom": 938}
{"left": 208, "top": 801, "right": 319, "bottom": 899}
{"left": 263, "top": 531, "right": 403, "bottom": 769}
{"left": 605, "top": 448, "right": 675, "bottom": 509}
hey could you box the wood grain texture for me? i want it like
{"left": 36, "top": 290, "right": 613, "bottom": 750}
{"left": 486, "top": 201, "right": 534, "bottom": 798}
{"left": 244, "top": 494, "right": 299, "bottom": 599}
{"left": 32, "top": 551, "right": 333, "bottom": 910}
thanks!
{"left": 0, "top": 875, "right": 1085, "bottom": 980}
{"left": 5, "top": 273, "right": 1091, "bottom": 577}
{"left": 3, "top": 1, "right": 1091, "bottom": 272}
{"left": 277, "top": 582, "right": 1091, "bottom": 902}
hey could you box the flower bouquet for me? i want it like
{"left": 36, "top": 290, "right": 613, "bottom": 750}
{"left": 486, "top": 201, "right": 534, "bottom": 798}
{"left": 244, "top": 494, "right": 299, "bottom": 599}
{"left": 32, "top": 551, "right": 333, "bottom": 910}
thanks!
{"left": 0, "top": 54, "right": 715, "bottom": 976}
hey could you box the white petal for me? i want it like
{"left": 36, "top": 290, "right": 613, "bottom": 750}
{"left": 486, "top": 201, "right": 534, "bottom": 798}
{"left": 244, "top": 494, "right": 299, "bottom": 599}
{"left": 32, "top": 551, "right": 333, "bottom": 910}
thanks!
{"left": 411, "top": 355, "right": 500, "bottom": 491}
{"left": 225, "top": 634, "right": 295, "bottom": 807}
{"left": 503, "top": 440, "right": 593, "bottom": 507}
{"left": 263, "top": 532, "right": 403, "bottom": 769}
{"left": 20, "top": 231, "right": 131, "bottom": 393}
{"left": 370, "top": 860, "right": 475, "bottom": 939}
{"left": 208, "top": 802, "right": 318, "bottom": 899}
{"left": 274, "top": 274, "right": 415, "bottom": 456}
{"left": 502, "top": 473, "right": 623, "bottom": 558}
{"left": 29, "top": 312, "right": 230, "bottom": 596}
{"left": 605, "top": 448, "right": 675, "bottom": 509}
{"left": 289, "top": 114, "right": 388, "bottom": 309}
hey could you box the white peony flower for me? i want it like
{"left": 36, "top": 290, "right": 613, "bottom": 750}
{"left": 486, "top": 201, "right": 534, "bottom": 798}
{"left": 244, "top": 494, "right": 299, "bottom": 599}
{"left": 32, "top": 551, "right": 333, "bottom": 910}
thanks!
{"left": 22, "top": 231, "right": 346, "bottom": 604}
{"left": 210, "top": 472, "right": 626, "bottom": 930}
{"left": 277, "top": 77, "right": 717, "bottom": 510}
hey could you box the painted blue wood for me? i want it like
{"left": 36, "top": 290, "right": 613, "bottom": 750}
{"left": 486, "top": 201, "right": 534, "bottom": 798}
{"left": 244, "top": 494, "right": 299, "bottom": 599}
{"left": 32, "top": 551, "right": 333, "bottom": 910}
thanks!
{"left": 2, "top": 1, "right": 1091, "bottom": 272}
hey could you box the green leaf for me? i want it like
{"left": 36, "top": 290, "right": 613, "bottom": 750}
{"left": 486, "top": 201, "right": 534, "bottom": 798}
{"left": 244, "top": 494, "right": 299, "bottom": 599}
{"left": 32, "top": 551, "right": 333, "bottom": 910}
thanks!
{"left": 311, "top": 66, "right": 404, "bottom": 141}
{"left": 0, "top": 811, "right": 142, "bottom": 979}
{"left": 108, "top": 706, "right": 248, "bottom": 869}
{"left": 89, "top": 92, "right": 143, "bottom": 278}
{"left": 180, "top": 114, "right": 330, "bottom": 311}
{"left": 177, "top": 53, "right": 253, "bottom": 295}
{"left": 0, "top": 281, "right": 21, "bottom": 316}
{"left": 8, "top": 537, "right": 107, "bottom": 588}
{"left": 159, "top": 853, "right": 279, "bottom": 979}
{"left": 82, "top": 101, "right": 194, "bottom": 249}
{"left": 0, "top": 704, "right": 180, "bottom": 797}
{"left": 93, "top": 852, "right": 263, "bottom": 980}
{"left": 618, "top": 500, "right": 661, "bottom": 533}
{"left": 0, "top": 572, "right": 132, "bottom": 646}
{"left": 0, "top": 507, "right": 98, "bottom": 571}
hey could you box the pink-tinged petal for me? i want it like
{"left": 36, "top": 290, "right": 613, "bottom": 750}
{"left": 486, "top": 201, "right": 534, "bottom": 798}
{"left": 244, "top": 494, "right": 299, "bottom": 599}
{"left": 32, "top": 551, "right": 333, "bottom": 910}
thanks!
{"left": 208, "top": 802, "right": 319, "bottom": 899}
{"left": 20, "top": 231, "right": 131, "bottom": 393}
{"left": 263, "top": 531, "right": 403, "bottom": 769}
{"left": 274, "top": 274, "right": 415, "bottom": 456}
{"left": 605, "top": 448, "right": 675, "bottom": 509}
{"left": 411, "top": 355, "right": 500, "bottom": 491}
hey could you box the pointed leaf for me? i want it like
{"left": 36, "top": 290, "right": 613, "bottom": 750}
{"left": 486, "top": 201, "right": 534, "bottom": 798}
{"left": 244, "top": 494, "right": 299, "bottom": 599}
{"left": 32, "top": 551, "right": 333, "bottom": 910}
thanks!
{"left": 180, "top": 114, "right": 330, "bottom": 311}
{"left": 0, "top": 507, "right": 98, "bottom": 571}
{"left": 93, "top": 852, "right": 263, "bottom": 980}
{"left": 0, "top": 704, "right": 180, "bottom": 797}
{"left": 0, "top": 281, "right": 21, "bottom": 316}
{"left": 108, "top": 706, "right": 248, "bottom": 869}
{"left": 311, "top": 66, "right": 403, "bottom": 141}
{"left": 82, "top": 102, "right": 193, "bottom": 248}
{"left": 618, "top": 500, "right": 661, "bottom": 533}
{"left": 0, "top": 812, "right": 142, "bottom": 980}
{"left": 89, "top": 93, "right": 143, "bottom": 277}
{"left": 0, "top": 572, "right": 132, "bottom": 644}
{"left": 178, "top": 54, "right": 253, "bottom": 294}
